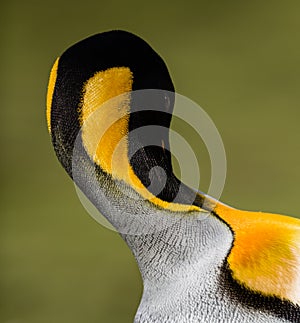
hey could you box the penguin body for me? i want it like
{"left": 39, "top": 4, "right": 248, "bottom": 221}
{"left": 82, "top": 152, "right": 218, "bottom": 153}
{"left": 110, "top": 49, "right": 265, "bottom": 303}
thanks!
{"left": 127, "top": 216, "right": 294, "bottom": 323}
{"left": 47, "top": 30, "right": 300, "bottom": 322}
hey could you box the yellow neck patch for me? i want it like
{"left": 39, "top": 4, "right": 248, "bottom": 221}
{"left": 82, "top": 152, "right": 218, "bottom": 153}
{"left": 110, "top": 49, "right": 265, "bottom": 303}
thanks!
{"left": 79, "top": 67, "right": 201, "bottom": 213}
{"left": 215, "top": 202, "right": 300, "bottom": 305}
{"left": 46, "top": 57, "right": 59, "bottom": 133}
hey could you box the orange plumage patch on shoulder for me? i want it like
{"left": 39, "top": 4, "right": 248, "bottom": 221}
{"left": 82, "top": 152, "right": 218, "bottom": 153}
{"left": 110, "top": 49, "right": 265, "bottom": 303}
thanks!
{"left": 215, "top": 203, "right": 300, "bottom": 305}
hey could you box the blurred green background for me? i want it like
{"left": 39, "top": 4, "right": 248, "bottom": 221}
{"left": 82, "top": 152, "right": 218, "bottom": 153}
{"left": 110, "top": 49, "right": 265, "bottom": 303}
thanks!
{"left": 1, "top": 1, "right": 300, "bottom": 322}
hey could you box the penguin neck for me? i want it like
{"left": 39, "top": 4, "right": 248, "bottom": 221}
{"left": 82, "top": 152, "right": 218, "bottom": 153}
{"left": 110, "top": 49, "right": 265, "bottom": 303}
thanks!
{"left": 122, "top": 211, "right": 233, "bottom": 291}
{"left": 121, "top": 213, "right": 234, "bottom": 321}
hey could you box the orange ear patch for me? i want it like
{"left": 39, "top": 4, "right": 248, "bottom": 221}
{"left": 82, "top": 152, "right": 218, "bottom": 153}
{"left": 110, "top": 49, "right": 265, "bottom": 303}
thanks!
{"left": 78, "top": 66, "right": 133, "bottom": 178}
{"left": 78, "top": 67, "right": 201, "bottom": 213}
{"left": 46, "top": 57, "right": 59, "bottom": 133}
{"left": 215, "top": 203, "right": 300, "bottom": 305}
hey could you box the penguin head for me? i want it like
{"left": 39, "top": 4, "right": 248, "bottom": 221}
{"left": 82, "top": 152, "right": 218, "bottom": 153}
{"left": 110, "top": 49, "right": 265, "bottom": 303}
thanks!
{"left": 47, "top": 30, "right": 173, "bottom": 172}
{"left": 47, "top": 30, "right": 207, "bottom": 237}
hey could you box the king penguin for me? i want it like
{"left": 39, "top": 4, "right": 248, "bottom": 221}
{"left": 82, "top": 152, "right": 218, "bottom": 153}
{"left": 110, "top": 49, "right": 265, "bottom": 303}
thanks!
{"left": 46, "top": 30, "right": 300, "bottom": 322}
